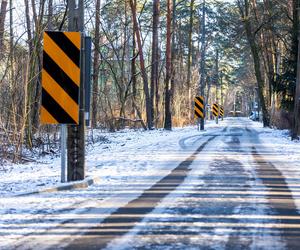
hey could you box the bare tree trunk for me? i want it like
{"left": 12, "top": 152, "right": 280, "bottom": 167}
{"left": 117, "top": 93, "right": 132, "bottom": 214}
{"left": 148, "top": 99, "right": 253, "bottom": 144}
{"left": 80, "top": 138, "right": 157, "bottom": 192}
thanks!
{"left": 170, "top": 0, "right": 176, "bottom": 108}
{"left": 164, "top": 0, "right": 172, "bottom": 130}
{"left": 131, "top": 30, "right": 137, "bottom": 99}
{"left": 9, "top": 0, "right": 18, "bottom": 160}
{"left": 198, "top": 0, "right": 206, "bottom": 130}
{"left": 292, "top": 0, "right": 300, "bottom": 138}
{"left": 9, "top": 0, "right": 13, "bottom": 76}
{"left": 129, "top": 0, "right": 152, "bottom": 129}
{"left": 187, "top": 0, "right": 194, "bottom": 123}
{"left": 31, "top": 0, "right": 38, "bottom": 28}
{"left": 0, "top": 0, "right": 7, "bottom": 53}
{"left": 24, "top": 0, "right": 45, "bottom": 146}
{"left": 238, "top": 0, "right": 270, "bottom": 127}
{"left": 92, "top": 0, "right": 101, "bottom": 128}
{"left": 215, "top": 49, "right": 219, "bottom": 103}
{"left": 47, "top": 0, "right": 53, "bottom": 30}
{"left": 24, "top": 0, "right": 33, "bottom": 51}
{"left": 32, "top": 1, "right": 45, "bottom": 133}
{"left": 150, "top": 0, "right": 160, "bottom": 127}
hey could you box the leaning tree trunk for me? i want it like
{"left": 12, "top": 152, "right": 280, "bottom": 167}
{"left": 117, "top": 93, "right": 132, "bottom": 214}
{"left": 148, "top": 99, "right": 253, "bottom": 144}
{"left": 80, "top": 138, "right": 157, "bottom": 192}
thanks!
{"left": 238, "top": 0, "right": 270, "bottom": 127}
{"left": 129, "top": 0, "right": 153, "bottom": 129}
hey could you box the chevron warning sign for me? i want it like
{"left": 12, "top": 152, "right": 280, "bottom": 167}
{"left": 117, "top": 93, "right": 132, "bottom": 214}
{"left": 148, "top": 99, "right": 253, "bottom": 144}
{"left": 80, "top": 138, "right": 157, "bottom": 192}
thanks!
{"left": 41, "top": 31, "right": 81, "bottom": 124}
{"left": 194, "top": 96, "right": 205, "bottom": 119}
{"left": 212, "top": 103, "right": 219, "bottom": 117}
{"left": 220, "top": 106, "right": 224, "bottom": 117}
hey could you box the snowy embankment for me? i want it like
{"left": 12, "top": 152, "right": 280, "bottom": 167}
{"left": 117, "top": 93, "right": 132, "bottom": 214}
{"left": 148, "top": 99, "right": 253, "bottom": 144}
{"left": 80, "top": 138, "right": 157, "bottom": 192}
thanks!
{"left": 0, "top": 121, "right": 219, "bottom": 197}
{"left": 0, "top": 120, "right": 223, "bottom": 249}
{"left": 1, "top": 118, "right": 300, "bottom": 201}
{"left": 251, "top": 122, "right": 300, "bottom": 212}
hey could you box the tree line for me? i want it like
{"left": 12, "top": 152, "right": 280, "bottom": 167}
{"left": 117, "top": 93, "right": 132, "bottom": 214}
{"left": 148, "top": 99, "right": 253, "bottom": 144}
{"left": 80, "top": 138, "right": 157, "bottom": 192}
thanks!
{"left": 0, "top": 0, "right": 299, "bottom": 162}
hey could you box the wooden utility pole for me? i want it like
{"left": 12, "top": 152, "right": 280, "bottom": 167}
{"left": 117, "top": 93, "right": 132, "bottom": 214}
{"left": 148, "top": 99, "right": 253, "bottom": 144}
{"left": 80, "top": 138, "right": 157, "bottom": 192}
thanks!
{"left": 199, "top": 0, "right": 206, "bottom": 130}
{"left": 67, "top": 0, "right": 85, "bottom": 181}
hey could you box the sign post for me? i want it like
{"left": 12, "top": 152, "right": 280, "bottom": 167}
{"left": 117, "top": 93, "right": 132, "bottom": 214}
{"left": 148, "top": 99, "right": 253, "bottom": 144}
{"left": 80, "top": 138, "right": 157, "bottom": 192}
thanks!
{"left": 84, "top": 36, "right": 92, "bottom": 127}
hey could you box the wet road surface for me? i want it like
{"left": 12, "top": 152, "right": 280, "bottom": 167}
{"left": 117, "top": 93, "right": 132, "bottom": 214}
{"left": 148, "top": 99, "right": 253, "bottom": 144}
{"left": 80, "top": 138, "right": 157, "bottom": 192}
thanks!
{"left": 10, "top": 119, "right": 300, "bottom": 249}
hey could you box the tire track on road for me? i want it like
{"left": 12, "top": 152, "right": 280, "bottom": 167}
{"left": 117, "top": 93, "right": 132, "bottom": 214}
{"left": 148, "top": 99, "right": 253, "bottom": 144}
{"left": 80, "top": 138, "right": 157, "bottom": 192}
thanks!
{"left": 63, "top": 134, "right": 218, "bottom": 249}
{"left": 251, "top": 146, "right": 300, "bottom": 250}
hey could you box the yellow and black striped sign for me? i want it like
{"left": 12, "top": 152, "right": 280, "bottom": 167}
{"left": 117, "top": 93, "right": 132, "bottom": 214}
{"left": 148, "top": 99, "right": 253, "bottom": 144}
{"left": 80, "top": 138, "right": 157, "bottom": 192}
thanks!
{"left": 220, "top": 106, "right": 224, "bottom": 117}
{"left": 194, "top": 96, "right": 205, "bottom": 119}
{"left": 41, "top": 31, "right": 81, "bottom": 124}
{"left": 212, "top": 103, "right": 219, "bottom": 117}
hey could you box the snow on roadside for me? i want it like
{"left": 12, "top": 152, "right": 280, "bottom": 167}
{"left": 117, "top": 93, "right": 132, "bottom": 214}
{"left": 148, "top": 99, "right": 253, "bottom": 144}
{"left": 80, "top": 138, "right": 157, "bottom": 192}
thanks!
{"left": 0, "top": 121, "right": 221, "bottom": 197}
{"left": 85, "top": 122, "right": 223, "bottom": 193}
{"left": 0, "top": 120, "right": 224, "bottom": 249}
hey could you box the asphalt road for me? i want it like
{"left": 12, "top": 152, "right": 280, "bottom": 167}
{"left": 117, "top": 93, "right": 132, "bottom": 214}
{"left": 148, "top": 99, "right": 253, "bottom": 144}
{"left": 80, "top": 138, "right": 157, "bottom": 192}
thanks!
{"left": 11, "top": 118, "right": 300, "bottom": 250}
{"left": 59, "top": 119, "right": 300, "bottom": 250}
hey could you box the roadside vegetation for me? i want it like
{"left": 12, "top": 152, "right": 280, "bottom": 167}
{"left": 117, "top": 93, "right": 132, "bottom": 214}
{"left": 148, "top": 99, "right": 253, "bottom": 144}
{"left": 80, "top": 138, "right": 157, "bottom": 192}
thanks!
{"left": 0, "top": 0, "right": 299, "bottom": 162}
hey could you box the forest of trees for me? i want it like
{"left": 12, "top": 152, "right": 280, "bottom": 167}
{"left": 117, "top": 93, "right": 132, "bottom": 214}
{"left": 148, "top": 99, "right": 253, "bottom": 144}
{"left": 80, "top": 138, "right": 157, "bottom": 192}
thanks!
{"left": 0, "top": 0, "right": 299, "bottom": 162}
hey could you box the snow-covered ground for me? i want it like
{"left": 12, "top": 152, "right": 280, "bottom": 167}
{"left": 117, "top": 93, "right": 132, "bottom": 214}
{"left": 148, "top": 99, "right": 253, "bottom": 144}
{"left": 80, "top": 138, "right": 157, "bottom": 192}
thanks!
{"left": 0, "top": 120, "right": 224, "bottom": 249}
{"left": 1, "top": 117, "right": 300, "bottom": 250}
{"left": 0, "top": 120, "right": 221, "bottom": 197}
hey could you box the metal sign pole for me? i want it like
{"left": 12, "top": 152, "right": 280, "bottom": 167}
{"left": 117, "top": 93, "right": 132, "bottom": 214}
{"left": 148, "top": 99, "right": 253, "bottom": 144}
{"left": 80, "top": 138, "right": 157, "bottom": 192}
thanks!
{"left": 84, "top": 36, "right": 92, "bottom": 127}
{"left": 216, "top": 104, "right": 219, "bottom": 124}
{"left": 61, "top": 124, "right": 67, "bottom": 183}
